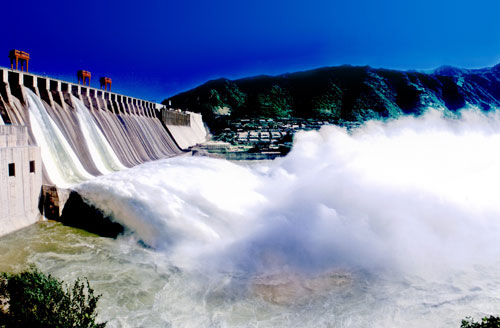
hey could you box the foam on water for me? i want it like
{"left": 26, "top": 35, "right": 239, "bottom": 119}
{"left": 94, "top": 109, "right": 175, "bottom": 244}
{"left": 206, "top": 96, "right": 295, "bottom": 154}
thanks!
{"left": 76, "top": 107, "right": 500, "bottom": 277}
{"left": 10, "top": 106, "right": 500, "bottom": 327}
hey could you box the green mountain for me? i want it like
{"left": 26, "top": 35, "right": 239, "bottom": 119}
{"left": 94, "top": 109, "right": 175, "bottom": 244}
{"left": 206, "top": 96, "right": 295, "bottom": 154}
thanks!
{"left": 164, "top": 64, "right": 500, "bottom": 126}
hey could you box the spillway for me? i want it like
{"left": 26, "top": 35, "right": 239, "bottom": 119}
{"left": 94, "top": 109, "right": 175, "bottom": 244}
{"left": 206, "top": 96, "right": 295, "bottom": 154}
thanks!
{"left": 0, "top": 68, "right": 207, "bottom": 235}
{"left": 73, "top": 95, "right": 125, "bottom": 174}
{"left": 27, "top": 88, "right": 94, "bottom": 187}
{"left": 15, "top": 86, "right": 188, "bottom": 187}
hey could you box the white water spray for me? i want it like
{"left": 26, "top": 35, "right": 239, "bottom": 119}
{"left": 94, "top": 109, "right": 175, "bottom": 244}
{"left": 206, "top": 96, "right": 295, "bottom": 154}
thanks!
{"left": 6, "top": 106, "right": 500, "bottom": 327}
{"left": 76, "top": 107, "right": 500, "bottom": 278}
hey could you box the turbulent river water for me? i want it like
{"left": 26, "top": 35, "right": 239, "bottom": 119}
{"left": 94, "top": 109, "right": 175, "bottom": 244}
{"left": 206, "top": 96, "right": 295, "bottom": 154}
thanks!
{"left": 3, "top": 108, "right": 500, "bottom": 327}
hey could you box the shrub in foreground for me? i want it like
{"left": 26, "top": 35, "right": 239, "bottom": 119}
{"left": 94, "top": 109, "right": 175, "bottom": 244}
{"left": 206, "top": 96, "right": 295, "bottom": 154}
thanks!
{"left": 0, "top": 266, "right": 106, "bottom": 328}
{"left": 462, "top": 315, "right": 500, "bottom": 328}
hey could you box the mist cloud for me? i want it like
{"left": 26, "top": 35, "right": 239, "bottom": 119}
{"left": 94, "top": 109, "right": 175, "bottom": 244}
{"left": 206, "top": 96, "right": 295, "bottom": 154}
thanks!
{"left": 76, "top": 108, "right": 500, "bottom": 277}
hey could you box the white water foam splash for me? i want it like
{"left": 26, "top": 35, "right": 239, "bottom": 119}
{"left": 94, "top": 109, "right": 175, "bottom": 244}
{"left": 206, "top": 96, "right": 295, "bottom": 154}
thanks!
{"left": 76, "top": 107, "right": 500, "bottom": 278}
{"left": 8, "top": 106, "right": 500, "bottom": 327}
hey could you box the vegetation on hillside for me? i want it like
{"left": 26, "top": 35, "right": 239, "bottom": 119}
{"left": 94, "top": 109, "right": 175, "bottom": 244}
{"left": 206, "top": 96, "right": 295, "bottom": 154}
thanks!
{"left": 165, "top": 64, "right": 500, "bottom": 129}
{"left": 0, "top": 267, "right": 106, "bottom": 328}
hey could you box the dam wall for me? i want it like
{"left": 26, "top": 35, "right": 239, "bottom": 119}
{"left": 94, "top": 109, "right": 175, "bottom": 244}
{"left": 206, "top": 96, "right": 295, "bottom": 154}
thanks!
{"left": 0, "top": 67, "right": 194, "bottom": 185}
{"left": 162, "top": 110, "right": 207, "bottom": 149}
{"left": 0, "top": 68, "right": 159, "bottom": 121}
{"left": 0, "top": 125, "right": 42, "bottom": 236}
{"left": 0, "top": 66, "right": 207, "bottom": 236}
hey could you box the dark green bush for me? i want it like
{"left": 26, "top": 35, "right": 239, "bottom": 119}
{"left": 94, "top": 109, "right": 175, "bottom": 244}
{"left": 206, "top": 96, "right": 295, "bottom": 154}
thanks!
{"left": 461, "top": 316, "right": 500, "bottom": 328}
{"left": 0, "top": 267, "right": 106, "bottom": 328}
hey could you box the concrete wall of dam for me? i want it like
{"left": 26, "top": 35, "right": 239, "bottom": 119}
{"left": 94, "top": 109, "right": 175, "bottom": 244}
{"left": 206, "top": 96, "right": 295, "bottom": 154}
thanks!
{"left": 0, "top": 125, "right": 42, "bottom": 236}
{"left": 162, "top": 110, "right": 207, "bottom": 150}
{"left": 0, "top": 68, "right": 177, "bottom": 184}
{"left": 0, "top": 67, "right": 208, "bottom": 236}
{"left": 0, "top": 67, "right": 207, "bottom": 182}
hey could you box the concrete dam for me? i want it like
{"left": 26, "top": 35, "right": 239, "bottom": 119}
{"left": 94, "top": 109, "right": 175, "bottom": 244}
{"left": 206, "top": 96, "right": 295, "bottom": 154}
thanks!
{"left": 0, "top": 66, "right": 207, "bottom": 236}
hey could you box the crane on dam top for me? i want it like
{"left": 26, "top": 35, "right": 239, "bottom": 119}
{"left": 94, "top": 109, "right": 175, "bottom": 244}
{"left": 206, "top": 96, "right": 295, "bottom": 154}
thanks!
{"left": 9, "top": 50, "right": 30, "bottom": 72}
{"left": 77, "top": 70, "right": 91, "bottom": 86}
{"left": 6, "top": 50, "right": 114, "bottom": 91}
{"left": 100, "top": 77, "right": 112, "bottom": 91}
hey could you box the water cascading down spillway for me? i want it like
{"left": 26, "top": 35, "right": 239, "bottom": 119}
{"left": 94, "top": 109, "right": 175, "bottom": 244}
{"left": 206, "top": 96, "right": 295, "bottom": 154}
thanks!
{"left": 26, "top": 88, "right": 95, "bottom": 187}
{"left": 26, "top": 86, "right": 131, "bottom": 188}
{"left": 26, "top": 86, "right": 190, "bottom": 235}
{"left": 72, "top": 95, "right": 126, "bottom": 174}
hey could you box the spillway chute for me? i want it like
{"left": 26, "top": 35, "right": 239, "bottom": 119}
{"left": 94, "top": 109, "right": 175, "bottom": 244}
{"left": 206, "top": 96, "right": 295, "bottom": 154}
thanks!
{"left": 26, "top": 88, "right": 94, "bottom": 187}
{"left": 72, "top": 95, "right": 126, "bottom": 174}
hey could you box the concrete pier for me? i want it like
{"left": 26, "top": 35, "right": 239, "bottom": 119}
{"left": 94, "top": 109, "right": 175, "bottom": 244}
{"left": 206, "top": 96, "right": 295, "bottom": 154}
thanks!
{"left": 0, "top": 125, "right": 42, "bottom": 236}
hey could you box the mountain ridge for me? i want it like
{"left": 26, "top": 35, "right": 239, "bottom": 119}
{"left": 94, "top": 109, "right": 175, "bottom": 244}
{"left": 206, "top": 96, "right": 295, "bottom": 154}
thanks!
{"left": 164, "top": 63, "right": 500, "bottom": 126}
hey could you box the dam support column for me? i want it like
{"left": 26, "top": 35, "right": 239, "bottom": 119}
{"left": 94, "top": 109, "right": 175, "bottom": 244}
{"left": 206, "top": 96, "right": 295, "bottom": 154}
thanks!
{"left": 134, "top": 100, "right": 139, "bottom": 116}
{"left": 104, "top": 92, "right": 116, "bottom": 114}
{"left": 22, "top": 73, "right": 40, "bottom": 98}
{"left": 37, "top": 77, "right": 54, "bottom": 108}
{"left": 96, "top": 91, "right": 105, "bottom": 111}
{"left": 134, "top": 100, "right": 140, "bottom": 116}
{"left": 0, "top": 69, "right": 14, "bottom": 124}
{"left": 7, "top": 71, "right": 26, "bottom": 105}
{"left": 128, "top": 98, "right": 134, "bottom": 115}
{"left": 1, "top": 70, "right": 7, "bottom": 88}
{"left": 118, "top": 95, "right": 125, "bottom": 114}
{"left": 80, "top": 87, "right": 93, "bottom": 110}
{"left": 129, "top": 99, "right": 135, "bottom": 115}
{"left": 134, "top": 99, "right": 139, "bottom": 115}
{"left": 103, "top": 92, "right": 111, "bottom": 113}
{"left": 148, "top": 103, "right": 154, "bottom": 117}
{"left": 137, "top": 100, "right": 143, "bottom": 116}
{"left": 124, "top": 97, "right": 131, "bottom": 115}
{"left": 0, "top": 69, "right": 13, "bottom": 107}
{"left": 89, "top": 89, "right": 100, "bottom": 111}
{"left": 50, "top": 80, "right": 67, "bottom": 111}
{"left": 140, "top": 100, "right": 146, "bottom": 116}
{"left": 123, "top": 97, "right": 131, "bottom": 114}
{"left": 61, "top": 83, "right": 77, "bottom": 111}
{"left": 109, "top": 94, "right": 118, "bottom": 114}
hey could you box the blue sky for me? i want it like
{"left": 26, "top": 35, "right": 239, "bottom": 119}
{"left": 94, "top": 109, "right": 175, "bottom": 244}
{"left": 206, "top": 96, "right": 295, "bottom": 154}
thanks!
{"left": 2, "top": 0, "right": 499, "bottom": 102}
